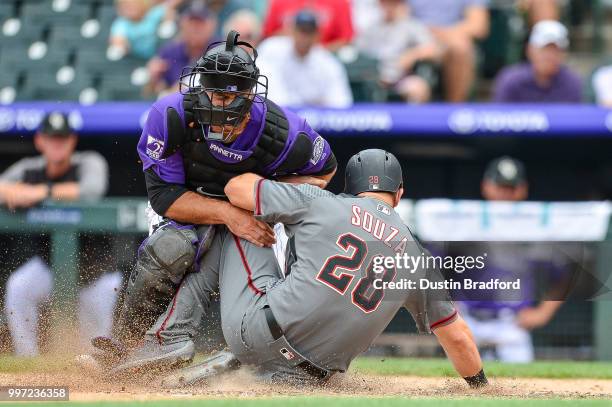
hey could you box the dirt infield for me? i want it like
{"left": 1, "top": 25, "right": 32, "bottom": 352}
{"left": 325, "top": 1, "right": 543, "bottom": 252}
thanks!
{"left": 1, "top": 369, "right": 611, "bottom": 401}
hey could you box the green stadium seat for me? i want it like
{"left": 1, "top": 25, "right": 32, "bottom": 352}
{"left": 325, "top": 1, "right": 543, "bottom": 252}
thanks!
{"left": 0, "top": 70, "right": 20, "bottom": 104}
{"left": 338, "top": 51, "right": 386, "bottom": 103}
{"left": 0, "top": 20, "right": 45, "bottom": 47}
{"left": 0, "top": 71, "right": 20, "bottom": 88}
{"left": 478, "top": 6, "right": 526, "bottom": 79}
{"left": 96, "top": 4, "right": 116, "bottom": 25}
{"left": 0, "top": 44, "right": 70, "bottom": 76}
{"left": 0, "top": 4, "right": 15, "bottom": 21}
{"left": 48, "top": 23, "right": 109, "bottom": 52}
{"left": 75, "top": 48, "right": 146, "bottom": 78}
{"left": 98, "top": 70, "right": 154, "bottom": 101}
{"left": 21, "top": 2, "right": 92, "bottom": 27}
{"left": 18, "top": 69, "right": 94, "bottom": 102}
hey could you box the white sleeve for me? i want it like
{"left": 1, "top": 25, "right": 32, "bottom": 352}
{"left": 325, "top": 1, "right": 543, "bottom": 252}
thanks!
{"left": 256, "top": 38, "right": 292, "bottom": 107}
{"left": 0, "top": 158, "right": 34, "bottom": 183}
{"left": 593, "top": 66, "right": 612, "bottom": 105}
{"left": 74, "top": 152, "right": 109, "bottom": 200}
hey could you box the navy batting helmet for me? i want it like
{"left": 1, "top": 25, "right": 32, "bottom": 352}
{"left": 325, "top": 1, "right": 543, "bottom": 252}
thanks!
{"left": 344, "top": 149, "right": 403, "bottom": 195}
{"left": 179, "top": 30, "right": 268, "bottom": 143}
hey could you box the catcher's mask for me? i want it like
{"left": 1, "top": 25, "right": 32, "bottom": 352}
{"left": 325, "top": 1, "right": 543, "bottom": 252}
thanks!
{"left": 179, "top": 30, "right": 268, "bottom": 143}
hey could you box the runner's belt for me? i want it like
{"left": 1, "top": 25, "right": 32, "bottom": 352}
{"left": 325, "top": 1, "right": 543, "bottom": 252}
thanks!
{"left": 263, "top": 306, "right": 331, "bottom": 380}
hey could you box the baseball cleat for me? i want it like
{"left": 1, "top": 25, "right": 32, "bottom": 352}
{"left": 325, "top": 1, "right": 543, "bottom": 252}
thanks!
{"left": 108, "top": 340, "right": 195, "bottom": 377}
{"left": 158, "top": 350, "right": 240, "bottom": 388}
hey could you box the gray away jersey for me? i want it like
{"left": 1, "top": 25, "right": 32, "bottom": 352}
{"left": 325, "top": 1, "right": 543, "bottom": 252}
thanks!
{"left": 254, "top": 180, "right": 457, "bottom": 372}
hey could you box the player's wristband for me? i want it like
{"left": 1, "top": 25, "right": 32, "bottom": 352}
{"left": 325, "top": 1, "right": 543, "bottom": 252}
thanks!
{"left": 46, "top": 182, "right": 54, "bottom": 198}
{"left": 464, "top": 369, "right": 488, "bottom": 388}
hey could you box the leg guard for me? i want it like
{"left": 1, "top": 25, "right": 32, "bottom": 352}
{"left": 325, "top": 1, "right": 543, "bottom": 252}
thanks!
{"left": 115, "top": 223, "right": 215, "bottom": 346}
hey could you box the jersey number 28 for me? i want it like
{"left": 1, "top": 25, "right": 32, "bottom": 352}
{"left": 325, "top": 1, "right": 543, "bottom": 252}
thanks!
{"left": 316, "top": 233, "right": 396, "bottom": 313}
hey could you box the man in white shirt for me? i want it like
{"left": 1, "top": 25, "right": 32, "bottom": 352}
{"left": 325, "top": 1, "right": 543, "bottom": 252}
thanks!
{"left": 592, "top": 64, "right": 612, "bottom": 107}
{"left": 256, "top": 9, "right": 353, "bottom": 108}
{"left": 356, "top": 0, "right": 440, "bottom": 103}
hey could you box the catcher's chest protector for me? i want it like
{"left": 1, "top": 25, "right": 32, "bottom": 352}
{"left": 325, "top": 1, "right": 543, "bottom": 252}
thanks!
{"left": 175, "top": 97, "right": 294, "bottom": 197}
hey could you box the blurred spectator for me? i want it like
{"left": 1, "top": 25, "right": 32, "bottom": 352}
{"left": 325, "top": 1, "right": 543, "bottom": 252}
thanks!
{"left": 263, "top": 0, "right": 354, "bottom": 50}
{"left": 493, "top": 20, "right": 582, "bottom": 103}
{"left": 109, "top": 0, "right": 179, "bottom": 60}
{"left": 257, "top": 10, "right": 353, "bottom": 108}
{"left": 592, "top": 64, "right": 612, "bottom": 107}
{"left": 207, "top": 0, "right": 253, "bottom": 37}
{"left": 251, "top": 0, "right": 270, "bottom": 21}
{"left": 457, "top": 156, "right": 564, "bottom": 362}
{"left": 517, "top": 0, "right": 560, "bottom": 25}
{"left": 351, "top": 0, "right": 382, "bottom": 35}
{"left": 223, "top": 9, "right": 263, "bottom": 46}
{"left": 0, "top": 112, "right": 119, "bottom": 357}
{"left": 355, "top": 0, "right": 440, "bottom": 103}
{"left": 147, "top": 1, "right": 218, "bottom": 95}
{"left": 408, "top": 0, "right": 490, "bottom": 102}
{"left": 481, "top": 156, "right": 528, "bottom": 201}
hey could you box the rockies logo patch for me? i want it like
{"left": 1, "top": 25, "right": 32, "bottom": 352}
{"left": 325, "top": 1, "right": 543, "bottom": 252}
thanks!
{"left": 310, "top": 135, "right": 325, "bottom": 165}
{"left": 146, "top": 135, "right": 164, "bottom": 160}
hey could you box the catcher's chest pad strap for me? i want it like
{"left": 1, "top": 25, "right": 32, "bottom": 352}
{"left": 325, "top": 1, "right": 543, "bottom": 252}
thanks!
{"left": 160, "top": 105, "right": 189, "bottom": 160}
{"left": 260, "top": 100, "right": 312, "bottom": 175}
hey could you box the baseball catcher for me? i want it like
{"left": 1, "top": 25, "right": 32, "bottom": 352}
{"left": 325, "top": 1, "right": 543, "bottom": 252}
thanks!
{"left": 115, "top": 149, "right": 487, "bottom": 388}
{"left": 89, "top": 29, "right": 337, "bottom": 367}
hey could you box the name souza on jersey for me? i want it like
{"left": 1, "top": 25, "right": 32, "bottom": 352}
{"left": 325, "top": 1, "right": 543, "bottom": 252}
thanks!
{"left": 373, "top": 278, "right": 521, "bottom": 291}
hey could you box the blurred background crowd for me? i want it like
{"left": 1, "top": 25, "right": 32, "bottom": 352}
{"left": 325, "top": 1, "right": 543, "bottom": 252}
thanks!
{"left": 0, "top": 0, "right": 612, "bottom": 106}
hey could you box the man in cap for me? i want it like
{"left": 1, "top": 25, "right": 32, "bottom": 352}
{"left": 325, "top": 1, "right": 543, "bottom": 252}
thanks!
{"left": 147, "top": 0, "right": 219, "bottom": 96}
{"left": 493, "top": 20, "right": 582, "bottom": 103}
{"left": 262, "top": 0, "right": 354, "bottom": 50}
{"left": 481, "top": 156, "right": 528, "bottom": 201}
{"left": 454, "top": 156, "right": 565, "bottom": 362}
{"left": 0, "top": 112, "right": 116, "bottom": 357}
{"left": 256, "top": 9, "right": 353, "bottom": 108}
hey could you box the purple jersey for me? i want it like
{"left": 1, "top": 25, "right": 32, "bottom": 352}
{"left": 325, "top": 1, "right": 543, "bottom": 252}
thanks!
{"left": 493, "top": 63, "right": 583, "bottom": 103}
{"left": 137, "top": 92, "right": 333, "bottom": 185}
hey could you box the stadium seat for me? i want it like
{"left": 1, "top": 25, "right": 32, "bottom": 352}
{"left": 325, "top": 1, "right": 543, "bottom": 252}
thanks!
{"left": 0, "top": 44, "right": 70, "bottom": 76}
{"left": 0, "top": 70, "right": 21, "bottom": 105}
{"left": 75, "top": 48, "right": 146, "bottom": 78}
{"left": 478, "top": 6, "right": 526, "bottom": 79}
{"left": 337, "top": 49, "right": 386, "bottom": 103}
{"left": 96, "top": 4, "right": 116, "bottom": 26}
{"left": 21, "top": 1, "right": 92, "bottom": 28}
{"left": 48, "top": 23, "right": 108, "bottom": 52}
{"left": 0, "top": 3, "right": 15, "bottom": 21}
{"left": 98, "top": 69, "right": 153, "bottom": 101}
{"left": 18, "top": 68, "right": 94, "bottom": 102}
{"left": 0, "top": 19, "right": 45, "bottom": 47}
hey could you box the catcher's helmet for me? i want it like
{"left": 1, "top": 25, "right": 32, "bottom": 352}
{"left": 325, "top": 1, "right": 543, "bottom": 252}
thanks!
{"left": 179, "top": 30, "right": 268, "bottom": 143}
{"left": 344, "top": 149, "right": 403, "bottom": 195}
